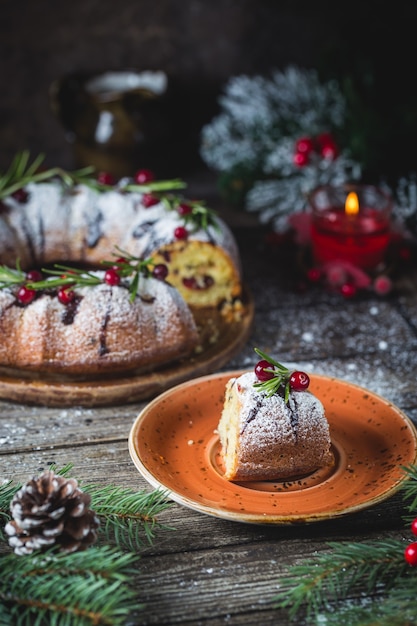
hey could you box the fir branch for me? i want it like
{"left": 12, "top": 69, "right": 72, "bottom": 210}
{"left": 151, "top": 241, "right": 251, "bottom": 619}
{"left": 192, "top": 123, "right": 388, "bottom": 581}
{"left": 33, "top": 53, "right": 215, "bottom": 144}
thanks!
{"left": 199, "top": 67, "right": 363, "bottom": 230}
{"left": 272, "top": 466, "right": 417, "bottom": 625}
{"left": 400, "top": 463, "right": 417, "bottom": 521}
{"left": 0, "top": 546, "right": 139, "bottom": 625}
{"left": 82, "top": 483, "right": 172, "bottom": 551}
{"left": 308, "top": 592, "right": 417, "bottom": 626}
{"left": 273, "top": 539, "right": 411, "bottom": 624}
{"left": 0, "top": 481, "right": 18, "bottom": 543}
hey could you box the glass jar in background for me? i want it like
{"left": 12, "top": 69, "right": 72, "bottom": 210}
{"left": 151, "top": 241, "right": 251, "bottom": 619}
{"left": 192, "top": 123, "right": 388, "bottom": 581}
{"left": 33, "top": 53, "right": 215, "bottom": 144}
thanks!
{"left": 50, "top": 69, "right": 181, "bottom": 178}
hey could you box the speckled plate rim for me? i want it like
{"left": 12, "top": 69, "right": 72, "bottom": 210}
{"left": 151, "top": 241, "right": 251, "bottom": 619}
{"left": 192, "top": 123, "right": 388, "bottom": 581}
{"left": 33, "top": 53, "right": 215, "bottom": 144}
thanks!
{"left": 128, "top": 371, "right": 417, "bottom": 524}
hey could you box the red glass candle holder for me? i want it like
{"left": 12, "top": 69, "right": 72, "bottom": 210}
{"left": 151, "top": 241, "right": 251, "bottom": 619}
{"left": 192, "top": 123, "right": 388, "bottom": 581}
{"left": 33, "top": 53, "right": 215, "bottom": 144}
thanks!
{"left": 309, "top": 184, "right": 393, "bottom": 270}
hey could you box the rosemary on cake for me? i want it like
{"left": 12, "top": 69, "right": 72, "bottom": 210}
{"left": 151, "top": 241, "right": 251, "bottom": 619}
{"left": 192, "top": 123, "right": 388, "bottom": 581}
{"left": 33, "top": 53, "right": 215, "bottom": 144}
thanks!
{"left": 0, "top": 252, "right": 167, "bottom": 306}
{"left": 0, "top": 151, "right": 219, "bottom": 235}
{"left": 0, "top": 151, "right": 185, "bottom": 199}
{"left": 253, "top": 347, "right": 310, "bottom": 402}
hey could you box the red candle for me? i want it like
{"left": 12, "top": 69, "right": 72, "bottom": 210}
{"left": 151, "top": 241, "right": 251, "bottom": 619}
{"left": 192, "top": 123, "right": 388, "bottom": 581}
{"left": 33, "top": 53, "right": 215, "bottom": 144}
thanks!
{"left": 309, "top": 184, "right": 392, "bottom": 270}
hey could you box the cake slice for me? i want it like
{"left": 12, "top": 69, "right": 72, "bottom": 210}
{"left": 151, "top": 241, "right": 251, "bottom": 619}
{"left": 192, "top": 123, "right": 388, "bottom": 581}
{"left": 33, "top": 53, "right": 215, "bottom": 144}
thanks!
{"left": 218, "top": 353, "right": 333, "bottom": 481}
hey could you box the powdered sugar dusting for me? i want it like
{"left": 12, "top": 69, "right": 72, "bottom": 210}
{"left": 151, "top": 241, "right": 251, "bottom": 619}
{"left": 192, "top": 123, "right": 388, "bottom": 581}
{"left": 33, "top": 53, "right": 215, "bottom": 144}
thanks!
{"left": 219, "top": 371, "right": 333, "bottom": 480}
{"left": 0, "top": 181, "right": 240, "bottom": 274}
{"left": 0, "top": 272, "right": 198, "bottom": 374}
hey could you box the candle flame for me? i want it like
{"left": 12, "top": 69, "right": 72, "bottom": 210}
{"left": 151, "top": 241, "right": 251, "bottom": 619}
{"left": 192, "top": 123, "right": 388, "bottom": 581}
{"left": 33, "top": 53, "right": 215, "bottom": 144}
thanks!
{"left": 345, "top": 191, "right": 359, "bottom": 216}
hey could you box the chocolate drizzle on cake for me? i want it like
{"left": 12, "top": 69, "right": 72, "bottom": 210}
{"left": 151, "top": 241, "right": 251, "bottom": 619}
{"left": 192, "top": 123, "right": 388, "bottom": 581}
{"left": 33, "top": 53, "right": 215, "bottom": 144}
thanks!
{"left": 132, "top": 220, "right": 153, "bottom": 238}
{"left": 61, "top": 295, "right": 82, "bottom": 325}
{"left": 21, "top": 217, "right": 37, "bottom": 266}
{"left": 241, "top": 398, "right": 263, "bottom": 434}
{"left": 85, "top": 211, "right": 103, "bottom": 248}
{"left": 286, "top": 396, "right": 300, "bottom": 442}
{"left": 98, "top": 308, "right": 111, "bottom": 356}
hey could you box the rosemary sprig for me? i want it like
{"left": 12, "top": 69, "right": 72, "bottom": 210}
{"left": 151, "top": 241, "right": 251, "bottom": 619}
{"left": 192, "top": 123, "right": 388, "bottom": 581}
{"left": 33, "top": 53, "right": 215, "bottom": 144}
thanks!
{"left": 253, "top": 347, "right": 293, "bottom": 401}
{"left": 0, "top": 151, "right": 186, "bottom": 200}
{"left": 0, "top": 252, "right": 159, "bottom": 303}
{"left": 101, "top": 249, "right": 158, "bottom": 302}
{"left": 162, "top": 194, "right": 220, "bottom": 232}
{"left": 0, "top": 261, "right": 26, "bottom": 289}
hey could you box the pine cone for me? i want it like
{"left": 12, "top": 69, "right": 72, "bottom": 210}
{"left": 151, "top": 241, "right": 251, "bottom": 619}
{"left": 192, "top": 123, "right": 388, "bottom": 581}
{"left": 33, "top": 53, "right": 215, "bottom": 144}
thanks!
{"left": 5, "top": 470, "right": 100, "bottom": 555}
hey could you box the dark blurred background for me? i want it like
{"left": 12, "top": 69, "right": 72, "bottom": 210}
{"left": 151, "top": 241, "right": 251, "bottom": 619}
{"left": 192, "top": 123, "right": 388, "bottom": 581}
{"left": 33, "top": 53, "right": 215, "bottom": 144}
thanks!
{"left": 1, "top": 0, "right": 416, "bottom": 183}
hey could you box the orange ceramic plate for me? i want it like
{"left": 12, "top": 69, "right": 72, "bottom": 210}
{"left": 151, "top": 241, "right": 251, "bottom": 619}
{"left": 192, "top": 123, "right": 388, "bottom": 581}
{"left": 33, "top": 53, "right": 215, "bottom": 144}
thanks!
{"left": 128, "top": 371, "right": 417, "bottom": 524}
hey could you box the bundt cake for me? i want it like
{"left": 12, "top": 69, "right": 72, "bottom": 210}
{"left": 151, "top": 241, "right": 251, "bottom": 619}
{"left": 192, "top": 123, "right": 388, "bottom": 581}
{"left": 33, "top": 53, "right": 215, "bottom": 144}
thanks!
{"left": 218, "top": 353, "right": 333, "bottom": 481}
{"left": 0, "top": 172, "right": 241, "bottom": 309}
{"left": 0, "top": 154, "right": 243, "bottom": 376}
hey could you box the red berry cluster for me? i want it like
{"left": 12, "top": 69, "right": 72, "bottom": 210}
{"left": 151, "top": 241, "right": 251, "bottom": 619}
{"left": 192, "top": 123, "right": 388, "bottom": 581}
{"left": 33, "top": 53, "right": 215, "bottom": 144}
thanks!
{"left": 293, "top": 132, "right": 339, "bottom": 167}
{"left": 404, "top": 518, "right": 417, "bottom": 566}
{"left": 174, "top": 204, "right": 193, "bottom": 240}
{"left": 306, "top": 264, "right": 394, "bottom": 299}
{"left": 99, "top": 257, "right": 168, "bottom": 290}
{"left": 97, "top": 169, "right": 193, "bottom": 242}
{"left": 254, "top": 359, "right": 310, "bottom": 391}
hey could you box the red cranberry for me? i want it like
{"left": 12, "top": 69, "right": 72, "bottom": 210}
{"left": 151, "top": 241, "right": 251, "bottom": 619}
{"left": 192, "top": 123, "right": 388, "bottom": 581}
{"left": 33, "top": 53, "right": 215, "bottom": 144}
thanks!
{"left": 177, "top": 203, "right": 193, "bottom": 216}
{"left": 174, "top": 226, "right": 188, "bottom": 240}
{"left": 373, "top": 275, "right": 392, "bottom": 296}
{"left": 307, "top": 267, "right": 322, "bottom": 283}
{"left": 411, "top": 518, "right": 417, "bottom": 537}
{"left": 321, "top": 143, "right": 339, "bottom": 160}
{"left": 26, "top": 269, "right": 43, "bottom": 282}
{"left": 152, "top": 264, "right": 169, "bottom": 281}
{"left": 405, "top": 542, "right": 417, "bottom": 566}
{"left": 293, "top": 152, "right": 309, "bottom": 167}
{"left": 182, "top": 275, "right": 213, "bottom": 290}
{"left": 17, "top": 285, "right": 36, "bottom": 305}
{"left": 142, "top": 193, "right": 159, "bottom": 208}
{"left": 12, "top": 188, "right": 29, "bottom": 203}
{"left": 58, "top": 286, "right": 75, "bottom": 305}
{"left": 317, "top": 132, "right": 339, "bottom": 160}
{"left": 340, "top": 283, "right": 357, "bottom": 298}
{"left": 97, "top": 171, "right": 116, "bottom": 186}
{"left": 289, "top": 371, "right": 310, "bottom": 391}
{"left": 295, "top": 136, "right": 315, "bottom": 155}
{"left": 182, "top": 277, "right": 197, "bottom": 289}
{"left": 111, "top": 257, "right": 128, "bottom": 270}
{"left": 134, "top": 169, "right": 155, "bottom": 184}
{"left": 104, "top": 269, "right": 121, "bottom": 286}
{"left": 254, "top": 360, "right": 275, "bottom": 382}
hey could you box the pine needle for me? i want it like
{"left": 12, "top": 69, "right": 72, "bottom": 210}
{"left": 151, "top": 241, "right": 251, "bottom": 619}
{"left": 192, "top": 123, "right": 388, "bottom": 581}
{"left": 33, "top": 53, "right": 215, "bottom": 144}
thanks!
{"left": 0, "top": 546, "right": 139, "bottom": 625}
{"left": 82, "top": 483, "right": 173, "bottom": 550}
{"left": 274, "top": 538, "right": 412, "bottom": 623}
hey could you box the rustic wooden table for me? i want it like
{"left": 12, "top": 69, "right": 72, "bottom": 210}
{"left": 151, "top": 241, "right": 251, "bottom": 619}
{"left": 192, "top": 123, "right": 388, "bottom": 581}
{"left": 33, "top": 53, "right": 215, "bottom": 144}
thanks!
{"left": 1, "top": 222, "right": 417, "bottom": 625}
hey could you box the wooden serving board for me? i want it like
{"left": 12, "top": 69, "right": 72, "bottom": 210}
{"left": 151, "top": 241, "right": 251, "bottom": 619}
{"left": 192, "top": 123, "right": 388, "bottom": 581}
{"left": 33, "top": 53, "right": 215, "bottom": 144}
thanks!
{"left": 0, "top": 290, "right": 254, "bottom": 407}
